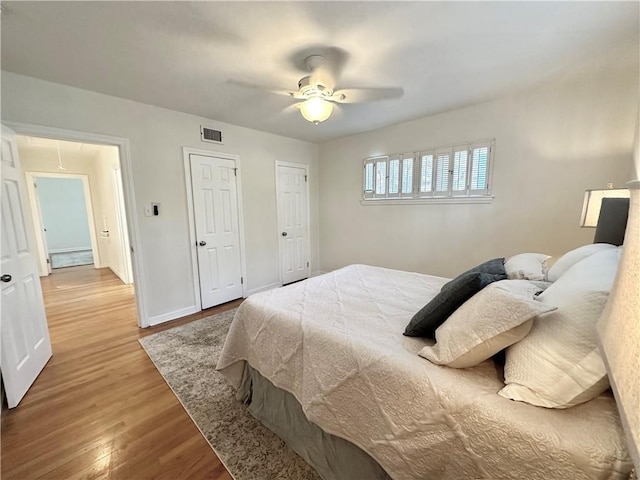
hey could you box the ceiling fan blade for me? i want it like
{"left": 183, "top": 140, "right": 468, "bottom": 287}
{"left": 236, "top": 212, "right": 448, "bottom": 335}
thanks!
{"left": 307, "top": 48, "right": 348, "bottom": 91}
{"left": 310, "top": 63, "right": 337, "bottom": 92}
{"left": 330, "top": 87, "right": 404, "bottom": 104}
{"left": 227, "top": 79, "right": 301, "bottom": 98}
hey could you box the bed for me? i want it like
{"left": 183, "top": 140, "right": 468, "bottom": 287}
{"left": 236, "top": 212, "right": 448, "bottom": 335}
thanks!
{"left": 216, "top": 264, "right": 633, "bottom": 479}
{"left": 217, "top": 189, "right": 636, "bottom": 480}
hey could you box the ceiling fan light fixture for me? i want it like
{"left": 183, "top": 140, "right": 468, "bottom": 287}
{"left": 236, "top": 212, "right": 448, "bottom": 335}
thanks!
{"left": 299, "top": 97, "right": 333, "bottom": 125}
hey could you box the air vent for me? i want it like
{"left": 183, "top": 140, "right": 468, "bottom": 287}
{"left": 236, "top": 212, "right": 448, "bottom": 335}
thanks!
{"left": 200, "top": 126, "right": 223, "bottom": 144}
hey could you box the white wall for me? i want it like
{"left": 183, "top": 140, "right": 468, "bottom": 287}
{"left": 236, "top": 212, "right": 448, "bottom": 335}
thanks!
{"left": 35, "top": 176, "right": 92, "bottom": 252}
{"left": 20, "top": 148, "right": 108, "bottom": 269}
{"left": 319, "top": 72, "right": 638, "bottom": 278}
{"left": 2, "top": 72, "right": 320, "bottom": 325}
{"left": 633, "top": 103, "right": 639, "bottom": 180}
{"left": 94, "top": 146, "right": 132, "bottom": 284}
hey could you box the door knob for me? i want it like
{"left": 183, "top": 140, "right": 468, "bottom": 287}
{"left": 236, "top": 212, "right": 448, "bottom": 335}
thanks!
{"left": 198, "top": 241, "right": 207, "bottom": 246}
{"left": 281, "top": 232, "right": 287, "bottom": 237}
{"left": 1, "top": 274, "right": 12, "bottom": 283}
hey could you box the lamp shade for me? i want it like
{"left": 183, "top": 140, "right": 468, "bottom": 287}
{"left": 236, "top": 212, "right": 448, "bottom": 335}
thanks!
{"left": 597, "top": 180, "right": 640, "bottom": 471}
{"left": 581, "top": 188, "right": 630, "bottom": 227}
{"left": 299, "top": 97, "right": 333, "bottom": 124}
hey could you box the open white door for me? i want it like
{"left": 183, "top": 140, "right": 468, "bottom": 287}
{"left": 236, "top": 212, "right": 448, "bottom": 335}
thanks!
{"left": 276, "top": 162, "right": 310, "bottom": 285}
{"left": 190, "top": 154, "right": 243, "bottom": 309}
{"left": 1, "top": 126, "right": 52, "bottom": 408}
{"left": 112, "top": 166, "right": 133, "bottom": 285}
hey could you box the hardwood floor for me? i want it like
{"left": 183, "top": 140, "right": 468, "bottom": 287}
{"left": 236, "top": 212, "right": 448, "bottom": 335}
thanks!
{"left": 1, "top": 265, "right": 241, "bottom": 479}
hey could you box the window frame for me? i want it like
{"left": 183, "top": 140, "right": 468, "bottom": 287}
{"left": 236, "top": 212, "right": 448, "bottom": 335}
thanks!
{"left": 362, "top": 139, "right": 494, "bottom": 204}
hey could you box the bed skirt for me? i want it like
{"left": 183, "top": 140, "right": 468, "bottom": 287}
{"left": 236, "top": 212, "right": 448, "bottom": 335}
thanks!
{"left": 238, "top": 366, "right": 391, "bottom": 480}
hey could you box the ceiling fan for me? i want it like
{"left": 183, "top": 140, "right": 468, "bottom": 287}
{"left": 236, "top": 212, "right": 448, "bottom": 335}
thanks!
{"left": 234, "top": 54, "right": 403, "bottom": 125}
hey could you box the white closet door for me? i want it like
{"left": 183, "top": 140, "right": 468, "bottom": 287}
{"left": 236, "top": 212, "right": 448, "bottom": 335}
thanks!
{"left": 190, "top": 154, "right": 243, "bottom": 308}
{"left": 277, "top": 164, "right": 309, "bottom": 285}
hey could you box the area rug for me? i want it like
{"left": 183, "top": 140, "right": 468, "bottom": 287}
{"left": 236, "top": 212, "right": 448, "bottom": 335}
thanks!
{"left": 138, "top": 309, "right": 320, "bottom": 480}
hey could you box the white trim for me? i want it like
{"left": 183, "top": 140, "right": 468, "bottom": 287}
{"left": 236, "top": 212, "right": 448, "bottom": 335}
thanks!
{"left": 24, "top": 172, "right": 51, "bottom": 276}
{"left": 147, "top": 305, "right": 199, "bottom": 327}
{"left": 182, "top": 147, "right": 248, "bottom": 314}
{"left": 360, "top": 196, "right": 495, "bottom": 206}
{"left": 234, "top": 156, "right": 249, "bottom": 299}
{"left": 25, "top": 172, "right": 102, "bottom": 271}
{"left": 5, "top": 121, "right": 148, "bottom": 327}
{"left": 275, "top": 160, "right": 312, "bottom": 285}
{"left": 47, "top": 247, "right": 93, "bottom": 254}
{"left": 246, "top": 282, "right": 281, "bottom": 296}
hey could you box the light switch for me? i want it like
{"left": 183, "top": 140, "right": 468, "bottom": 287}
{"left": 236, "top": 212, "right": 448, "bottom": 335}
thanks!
{"left": 145, "top": 203, "right": 160, "bottom": 216}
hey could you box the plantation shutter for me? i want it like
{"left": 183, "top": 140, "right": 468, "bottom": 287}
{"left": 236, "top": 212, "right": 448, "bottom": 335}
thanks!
{"left": 388, "top": 155, "right": 401, "bottom": 197}
{"left": 374, "top": 157, "right": 388, "bottom": 198}
{"left": 419, "top": 152, "right": 434, "bottom": 196}
{"left": 452, "top": 147, "right": 469, "bottom": 194}
{"left": 434, "top": 149, "right": 451, "bottom": 196}
{"left": 401, "top": 153, "right": 415, "bottom": 197}
{"left": 361, "top": 139, "right": 493, "bottom": 201}
{"left": 469, "top": 142, "right": 491, "bottom": 195}
{"left": 363, "top": 159, "right": 375, "bottom": 199}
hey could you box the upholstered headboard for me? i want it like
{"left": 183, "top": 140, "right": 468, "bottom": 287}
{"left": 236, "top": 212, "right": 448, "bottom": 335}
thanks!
{"left": 597, "top": 181, "right": 639, "bottom": 473}
{"left": 594, "top": 197, "right": 630, "bottom": 246}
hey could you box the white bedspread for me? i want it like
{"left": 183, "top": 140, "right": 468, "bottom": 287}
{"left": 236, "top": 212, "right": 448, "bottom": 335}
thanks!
{"left": 216, "top": 265, "right": 631, "bottom": 479}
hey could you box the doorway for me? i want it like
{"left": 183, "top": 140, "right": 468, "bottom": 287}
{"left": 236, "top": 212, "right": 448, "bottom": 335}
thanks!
{"left": 13, "top": 132, "right": 141, "bottom": 323}
{"left": 19, "top": 136, "right": 134, "bottom": 286}
{"left": 275, "top": 161, "right": 310, "bottom": 285}
{"left": 26, "top": 172, "right": 99, "bottom": 272}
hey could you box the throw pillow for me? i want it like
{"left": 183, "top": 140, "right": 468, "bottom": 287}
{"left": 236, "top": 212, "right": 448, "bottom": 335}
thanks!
{"left": 504, "top": 253, "right": 551, "bottom": 281}
{"left": 441, "top": 257, "right": 505, "bottom": 291}
{"left": 419, "top": 280, "right": 556, "bottom": 368}
{"left": 499, "top": 248, "right": 621, "bottom": 408}
{"left": 546, "top": 243, "right": 616, "bottom": 282}
{"left": 404, "top": 270, "right": 505, "bottom": 338}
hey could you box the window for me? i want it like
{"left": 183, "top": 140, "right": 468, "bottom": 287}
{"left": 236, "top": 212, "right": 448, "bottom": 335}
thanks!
{"left": 363, "top": 139, "right": 493, "bottom": 202}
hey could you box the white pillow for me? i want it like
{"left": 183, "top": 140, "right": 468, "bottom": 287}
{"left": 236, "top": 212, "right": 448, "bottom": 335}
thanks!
{"left": 419, "top": 280, "right": 556, "bottom": 368}
{"left": 500, "top": 248, "right": 621, "bottom": 408}
{"left": 546, "top": 243, "right": 616, "bottom": 282}
{"left": 504, "top": 253, "right": 551, "bottom": 281}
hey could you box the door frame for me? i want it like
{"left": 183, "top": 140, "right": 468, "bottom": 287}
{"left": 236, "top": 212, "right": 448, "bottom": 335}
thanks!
{"left": 275, "top": 160, "right": 311, "bottom": 285}
{"left": 25, "top": 172, "right": 101, "bottom": 275}
{"left": 182, "top": 147, "right": 248, "bottom": 310}
{"left": 5, "top": 121, "right": 148, "bottom": 327}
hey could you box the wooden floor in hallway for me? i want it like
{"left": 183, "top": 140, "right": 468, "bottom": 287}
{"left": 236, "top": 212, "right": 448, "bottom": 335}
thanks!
{"left": 1, "top": 265, "right": 241, "bottom": 479}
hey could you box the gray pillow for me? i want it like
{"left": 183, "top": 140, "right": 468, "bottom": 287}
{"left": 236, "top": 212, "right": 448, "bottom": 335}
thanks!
{"left": 404, "top": 260, "right": 507, "bottom": 339}
{"left": 441, "top": 257, "right": 505, "bottom": 290}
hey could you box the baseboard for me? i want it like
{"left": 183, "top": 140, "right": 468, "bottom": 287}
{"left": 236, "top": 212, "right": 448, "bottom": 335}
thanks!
{"left": 147, "top": 305, "right": 199, "bottom": 327}
{"left": 109, "top": 266, "right": 131, "bottom": 285}
{"left": 246, "top": 282, "right": 281, "bottom": 297}
{"left": 48, "top": 247, "right": 93, "bottom": 254}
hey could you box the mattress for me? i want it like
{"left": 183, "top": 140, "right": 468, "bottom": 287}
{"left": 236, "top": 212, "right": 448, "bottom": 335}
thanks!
{"left": 217, "top": 264, "right": 632, "bottom": 479}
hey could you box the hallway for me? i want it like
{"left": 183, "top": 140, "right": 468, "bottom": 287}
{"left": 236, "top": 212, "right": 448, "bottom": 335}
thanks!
{"left": 1, "top": 266, "right": 237, "bottom": 479}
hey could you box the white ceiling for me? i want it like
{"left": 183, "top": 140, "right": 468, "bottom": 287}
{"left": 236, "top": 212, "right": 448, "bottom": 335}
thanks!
{"left": 17, "top": 135, "right": 105, "bottom": 157}
{"left": 2, "top": 2, "right": 638, "bottom": 143}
